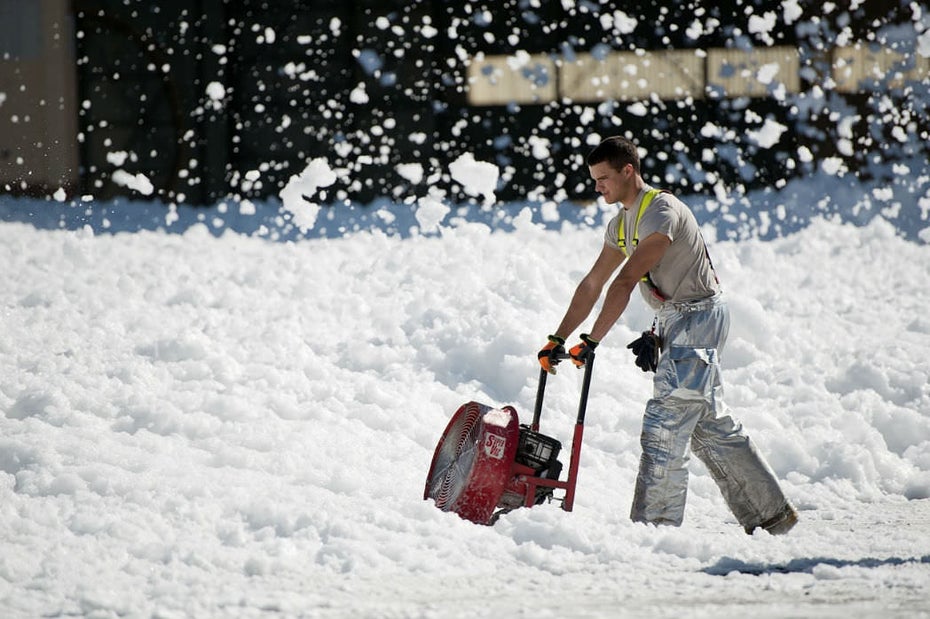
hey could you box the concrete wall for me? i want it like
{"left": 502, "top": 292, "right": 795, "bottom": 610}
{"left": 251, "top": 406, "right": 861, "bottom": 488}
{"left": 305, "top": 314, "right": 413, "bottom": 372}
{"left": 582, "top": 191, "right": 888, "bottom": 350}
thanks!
{"left": 0, "top": 0, "right": 79, "bottom": 195}
{"left": 1, "top": 1, "right": 926, "bottom": 206}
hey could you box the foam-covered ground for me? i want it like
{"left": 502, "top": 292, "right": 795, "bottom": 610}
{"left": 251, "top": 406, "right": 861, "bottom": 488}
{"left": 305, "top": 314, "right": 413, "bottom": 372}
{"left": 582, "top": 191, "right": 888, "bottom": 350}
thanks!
{"left": 1, "top": 205, "right": 929, "bottom": 617}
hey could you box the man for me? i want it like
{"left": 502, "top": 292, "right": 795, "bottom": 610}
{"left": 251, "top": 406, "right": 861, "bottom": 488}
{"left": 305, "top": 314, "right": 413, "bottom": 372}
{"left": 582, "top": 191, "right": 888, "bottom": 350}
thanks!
{"left": 538, "top": 136, "right": 797, "bottom": 534}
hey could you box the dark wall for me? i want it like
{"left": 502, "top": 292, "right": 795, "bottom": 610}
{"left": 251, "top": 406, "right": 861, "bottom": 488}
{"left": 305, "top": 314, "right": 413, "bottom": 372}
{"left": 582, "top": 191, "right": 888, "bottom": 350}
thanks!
{"left": 71, "top": 0, "right": 928, "bottom": 206}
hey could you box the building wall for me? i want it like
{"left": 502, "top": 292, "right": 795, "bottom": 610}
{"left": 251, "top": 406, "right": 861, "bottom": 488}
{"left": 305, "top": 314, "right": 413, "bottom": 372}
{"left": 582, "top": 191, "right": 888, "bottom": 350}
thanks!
{"left": 2, "top": 1, "right": 927, "bottom": 206}
{"left": 0, "top": 0, "right": 79, "bottom": 194}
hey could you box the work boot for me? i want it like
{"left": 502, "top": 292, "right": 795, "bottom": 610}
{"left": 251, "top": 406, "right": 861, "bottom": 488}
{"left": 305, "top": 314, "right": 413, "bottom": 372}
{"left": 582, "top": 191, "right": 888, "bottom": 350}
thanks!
{"left": 745, "top": 503, "right": 798, "bottom": 535}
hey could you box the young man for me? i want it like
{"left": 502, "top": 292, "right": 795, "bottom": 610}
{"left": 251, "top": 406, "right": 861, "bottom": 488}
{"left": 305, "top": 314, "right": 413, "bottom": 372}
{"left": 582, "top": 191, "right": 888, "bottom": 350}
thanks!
{"left": 538, "top": 136, "right": 797, "bottom": 534}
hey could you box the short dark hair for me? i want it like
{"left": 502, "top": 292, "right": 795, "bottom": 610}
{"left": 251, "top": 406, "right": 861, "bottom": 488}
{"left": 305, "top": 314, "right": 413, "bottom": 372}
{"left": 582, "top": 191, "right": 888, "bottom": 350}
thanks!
{"left": 586, "top": 136, "right": 640, "bottom": 174}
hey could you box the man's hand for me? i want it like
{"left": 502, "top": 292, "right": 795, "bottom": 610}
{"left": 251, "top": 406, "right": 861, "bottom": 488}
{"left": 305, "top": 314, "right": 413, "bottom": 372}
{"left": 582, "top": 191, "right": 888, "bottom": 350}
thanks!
{"left": 538, "top": 335, "right": 566, "bottom": 374}
{"left": 627, "top": 331, "right": 661, "bottom": 372}
{"left": 569, "top": 333, "right": 599, "bottom": 367}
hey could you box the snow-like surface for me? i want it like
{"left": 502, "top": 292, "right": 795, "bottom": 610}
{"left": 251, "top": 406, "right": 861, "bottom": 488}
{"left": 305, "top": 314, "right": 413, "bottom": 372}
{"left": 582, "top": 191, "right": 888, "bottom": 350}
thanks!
{"left": 1, "top": 191, "right": 929, "bottom": 616}
{"left": 2, "top": 4, "right": 930, "bottom": 615}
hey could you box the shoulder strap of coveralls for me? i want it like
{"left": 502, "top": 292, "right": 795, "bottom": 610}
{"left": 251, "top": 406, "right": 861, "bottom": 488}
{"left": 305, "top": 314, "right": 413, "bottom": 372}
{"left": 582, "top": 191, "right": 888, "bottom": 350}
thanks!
{"left": 617, "top": 188, "right": 665, "bottom": 256}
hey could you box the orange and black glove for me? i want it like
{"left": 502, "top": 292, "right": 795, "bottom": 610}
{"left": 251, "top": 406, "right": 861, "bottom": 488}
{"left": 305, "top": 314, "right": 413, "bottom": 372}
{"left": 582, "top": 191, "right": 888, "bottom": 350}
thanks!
{"left": 569, "top": 333, "right": 599, "bottom": 367}
{"left": 538, "top": 334, "right": 565, "bottom": 374}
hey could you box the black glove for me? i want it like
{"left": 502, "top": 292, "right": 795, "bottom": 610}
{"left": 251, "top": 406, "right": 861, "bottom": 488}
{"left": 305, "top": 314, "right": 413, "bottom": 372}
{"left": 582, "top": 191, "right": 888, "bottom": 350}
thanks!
{"left": 538, "top": 334, "right": 566, "bottom": 374}
{"left": 627, "top": 331, "right": 661, "bottom": 372}
{"left": 569, "top": 333, "right": 599, "bottom": 368}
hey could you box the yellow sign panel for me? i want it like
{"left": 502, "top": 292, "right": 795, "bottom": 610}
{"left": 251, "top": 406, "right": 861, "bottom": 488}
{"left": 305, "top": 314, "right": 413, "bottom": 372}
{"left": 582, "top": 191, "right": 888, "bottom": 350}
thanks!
{"left": 462, "top": 43, "right": 928, "bottom": 106}
{"left": 560, "top": 50, "right": 704, "bottom": 101}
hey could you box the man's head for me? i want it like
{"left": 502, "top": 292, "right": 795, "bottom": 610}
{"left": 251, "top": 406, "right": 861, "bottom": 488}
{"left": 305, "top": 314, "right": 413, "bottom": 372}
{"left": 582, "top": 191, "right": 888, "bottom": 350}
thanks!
{"left": 587, "top": 136, "right": 643, "bottom": 206}
{"left": 587, "top": 136, "right": 640, "bottom": 174}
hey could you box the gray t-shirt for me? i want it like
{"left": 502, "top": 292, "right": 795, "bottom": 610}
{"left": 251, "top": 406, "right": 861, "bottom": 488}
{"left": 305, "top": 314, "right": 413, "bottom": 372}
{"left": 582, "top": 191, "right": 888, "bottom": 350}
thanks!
{"left": 604, "top": 187, "right": 720, "bottom": 310}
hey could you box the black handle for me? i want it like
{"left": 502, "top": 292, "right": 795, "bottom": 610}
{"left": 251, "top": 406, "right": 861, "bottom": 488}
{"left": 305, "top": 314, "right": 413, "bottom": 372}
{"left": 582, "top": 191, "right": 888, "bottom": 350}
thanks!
{"left": 532, "top": 351, "right": 594, "bottom": 429}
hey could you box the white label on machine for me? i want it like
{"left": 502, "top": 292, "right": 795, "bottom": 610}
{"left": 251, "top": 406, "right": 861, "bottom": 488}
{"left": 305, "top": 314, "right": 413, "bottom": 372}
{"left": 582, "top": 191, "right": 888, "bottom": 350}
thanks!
{"left": 483, "top": 433, "right": 506, "bottom": 459}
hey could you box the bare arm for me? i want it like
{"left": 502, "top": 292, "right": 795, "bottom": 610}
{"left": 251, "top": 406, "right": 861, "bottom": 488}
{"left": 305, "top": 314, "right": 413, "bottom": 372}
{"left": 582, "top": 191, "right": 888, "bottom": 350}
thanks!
{"left": 588, "top": 232, "right": 671, "bottom": 342}
{"left": 553, "top": 243, "right": 626, "bottom": 340}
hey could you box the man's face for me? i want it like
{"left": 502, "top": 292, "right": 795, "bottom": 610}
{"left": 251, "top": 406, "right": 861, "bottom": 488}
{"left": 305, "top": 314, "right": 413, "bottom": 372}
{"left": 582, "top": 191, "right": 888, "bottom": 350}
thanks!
{"left": 589, "top": 161, "right": 631, "bottom": 204}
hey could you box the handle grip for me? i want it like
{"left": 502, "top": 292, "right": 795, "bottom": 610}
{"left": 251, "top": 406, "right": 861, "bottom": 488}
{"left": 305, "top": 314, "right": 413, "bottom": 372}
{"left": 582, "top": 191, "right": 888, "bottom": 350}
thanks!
{"left": 532, "top": 350, "right": 594, "bottom": 430}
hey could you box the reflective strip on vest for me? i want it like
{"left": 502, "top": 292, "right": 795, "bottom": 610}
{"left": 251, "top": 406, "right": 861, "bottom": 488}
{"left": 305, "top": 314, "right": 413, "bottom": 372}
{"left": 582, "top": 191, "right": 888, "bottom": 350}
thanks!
{"left": 618, "top": 188, "right": 662, "bottom": 257}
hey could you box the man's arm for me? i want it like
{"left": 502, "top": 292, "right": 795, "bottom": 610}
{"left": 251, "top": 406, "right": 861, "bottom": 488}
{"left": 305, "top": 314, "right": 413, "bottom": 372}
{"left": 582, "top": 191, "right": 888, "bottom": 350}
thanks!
{"left": 588, "top": 231, "right": 671, "bottom": 342}
{"left": 553, "top": 242, "right": 626, "bottom": 339}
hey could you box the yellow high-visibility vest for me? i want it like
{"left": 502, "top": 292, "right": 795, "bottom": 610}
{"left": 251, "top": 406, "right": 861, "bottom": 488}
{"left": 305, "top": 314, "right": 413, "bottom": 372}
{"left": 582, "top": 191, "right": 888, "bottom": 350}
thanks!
{"left": 617, "top": 188, "right": 663, "bottom": 257}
